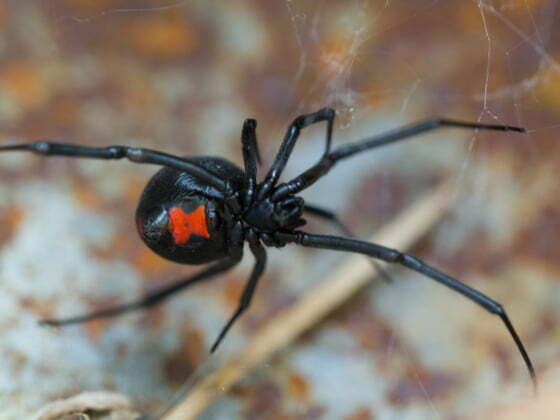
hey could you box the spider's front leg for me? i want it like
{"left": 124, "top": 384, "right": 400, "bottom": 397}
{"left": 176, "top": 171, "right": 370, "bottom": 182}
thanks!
{"left": 241, "top": 118, "right": 260, "bottom": 205}
{"left": 303, "top": 203, "right": 394, "bottom": 284}
{"left": 272, "top": 117, "right": 526, "bottom": 200}
{"left": 258, "top": 107, "right": 335, "bottom": 198}
{"left": 210, "top": 241, "right": 267, "bottom": 352}
{"left": 275, "top": 231, "right": 537, "bottom": 391}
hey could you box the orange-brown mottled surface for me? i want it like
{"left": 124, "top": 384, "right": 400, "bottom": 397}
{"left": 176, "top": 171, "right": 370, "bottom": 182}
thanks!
{"left": 0, "top": 1, "right": 559, "bottom": 419}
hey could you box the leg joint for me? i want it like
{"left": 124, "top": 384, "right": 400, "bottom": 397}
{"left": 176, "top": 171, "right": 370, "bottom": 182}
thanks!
{"left": 491, "top": 302, "right": 505, "bottom": 316}
{"left": 322, "top": 107, "right": 335, "bottom": 119}
{"left": 34, "top": 142, "right": 51, "bottom": 154}
{"left": 121, "top": 147, "right": 142, "bottom": 160}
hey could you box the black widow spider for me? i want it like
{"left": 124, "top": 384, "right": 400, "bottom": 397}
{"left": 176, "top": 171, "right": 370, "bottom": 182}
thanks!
{"left": 1, "top": 108, "right": 536, "bottom": 389}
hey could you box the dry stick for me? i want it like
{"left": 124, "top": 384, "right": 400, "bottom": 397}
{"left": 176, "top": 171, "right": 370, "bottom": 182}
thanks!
{"left": 162, "top": 184, "right": 451, "bottom": 420}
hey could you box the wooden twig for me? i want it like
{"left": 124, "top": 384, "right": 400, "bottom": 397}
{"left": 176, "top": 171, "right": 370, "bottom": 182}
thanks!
{"left": 161, "top": 184, "right": 451, "bottom": 420}
{"left": 33, "top": 391, "right": 140, "bottom": 420}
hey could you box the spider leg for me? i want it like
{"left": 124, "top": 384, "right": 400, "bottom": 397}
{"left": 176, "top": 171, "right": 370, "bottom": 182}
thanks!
{"left": 258, "top": 107, "right": 335, "bottom": 198}
{"left": 241, "top": 119, "right": 260, "bottom": 205}
{"left": 40, "top": 250, "right": 243, "bottom": 327}
{"left": 0, "top": 142, "right": 235, "bottom": 201}
{"left": 210, "top": 241, "right": 267, "bottom": 353}
{"left": 276, "top": 231, "right": 537, "bottom": 390}
{"left": 303, "top": 203, "right": 352, "bottom": 236}
{"left": 241, "top": 118, "right": 262, "bottom": 167}
{"left": 272, "top": 117, "right": 526, "bottom": 200}
{"left": 303, "top": 203, "right": 393, "bottom": 283}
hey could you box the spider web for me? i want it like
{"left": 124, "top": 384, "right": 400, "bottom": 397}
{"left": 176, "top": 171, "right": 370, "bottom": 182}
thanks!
{"left": 0, "top": 1, "right": 558, "bottom": 419}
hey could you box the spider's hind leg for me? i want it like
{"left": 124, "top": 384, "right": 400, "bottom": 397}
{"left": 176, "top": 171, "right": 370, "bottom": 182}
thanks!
{"left": 40, "top": 253, "right": 242, "bottom": 327}
{"left": 0, "top": 141, "right": 232, "bottom": 196}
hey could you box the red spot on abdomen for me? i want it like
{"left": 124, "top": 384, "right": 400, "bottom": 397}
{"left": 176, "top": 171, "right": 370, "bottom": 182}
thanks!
{"left": 167, "top": 206, "right": 210, "bottom": 245}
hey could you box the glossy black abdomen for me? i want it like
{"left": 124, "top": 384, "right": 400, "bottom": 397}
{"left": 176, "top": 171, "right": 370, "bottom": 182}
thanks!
{"left": 135, "top": 157, "right": 245, "bottom": 264}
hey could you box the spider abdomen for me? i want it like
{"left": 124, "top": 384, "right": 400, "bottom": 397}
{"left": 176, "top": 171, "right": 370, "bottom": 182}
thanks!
{"left": 135, "top": 156, "right": 245, "bottom": 265}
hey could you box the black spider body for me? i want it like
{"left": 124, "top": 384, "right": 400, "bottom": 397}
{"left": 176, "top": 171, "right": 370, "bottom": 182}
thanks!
{"left": 136, "top": 154, "right": 306, "bottom": 264}
{"left": 136, "top": 156, "right": 244, "bottom": 264}
{"left": 0, "top": 108, "right": 536, "bottom": 389}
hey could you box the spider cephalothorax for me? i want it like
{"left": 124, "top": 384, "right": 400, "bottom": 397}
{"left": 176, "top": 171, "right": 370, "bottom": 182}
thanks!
{"left": 135, "top": 152, "right": 307, "bottom": 266}
{"left": 0, "top": 108, "right": 536, "bottom": 389}
{"left": 243, "top": 194, "right": 306, "bottom": 232}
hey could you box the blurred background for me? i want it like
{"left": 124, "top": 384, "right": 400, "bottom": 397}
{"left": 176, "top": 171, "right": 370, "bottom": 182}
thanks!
{"left": 0, "top": 0, "right": 559, "bottom": 418}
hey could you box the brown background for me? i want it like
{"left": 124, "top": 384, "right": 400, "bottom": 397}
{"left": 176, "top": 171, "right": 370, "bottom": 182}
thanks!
{"left": 0, "top": 1, "right": 559, "bottom": 419}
